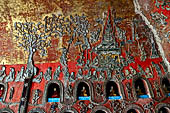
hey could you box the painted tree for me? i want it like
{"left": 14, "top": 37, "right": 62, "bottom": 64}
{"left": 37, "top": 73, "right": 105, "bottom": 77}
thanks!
{"left": 14, "top": 21, "right": 52, "bottom": 113}
{"left": 14, "top": 21, "right": 51, "bottom": 76}
{"left": 44, "top": 13, "right": 91, "bottom": 53}
{"left": 43, "top": 14, "right": 92, "bottom": 77}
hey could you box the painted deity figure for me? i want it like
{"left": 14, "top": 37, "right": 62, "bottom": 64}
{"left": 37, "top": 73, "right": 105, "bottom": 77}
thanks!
{"left": 76, "top": 69, "right": 83, "bottom": 79}
{"left": 153, "top": 81, "right": 161, "bottom": 97}
{"left": 44, "top": 67, "right": 52, "bottom": 81}
{"left": 60, "top": 47, "right": 67, "bottom": 67}
{"left": 145, "top": 67, "right": 153, "bottom": 78}
{"left": 129, "top": 66, "right": 136, "bottom": 75}
{"left": 5, "top": 67, "right": 15, "bottom": 82}
{"left": 80, "top": 86, "right": 88, "bottom": 97}
{"left": 69, "top": 72, "right": 75, "bottom": 82}
{"left": 32, "top": 89, "right": 40, "bottom": 105}
{"left": 53, "top": 66, "right": 61, "bottom": 80}
{"left": 126, "top": 83, "right": 132, "bottom": 99}
{"left": 15, "top": 66, "right": 25, "bottom": 82}
{"left": 32, "top": 72, "right": 43, "bottom": 83}
{"left": 0, "top": 66, "right": 6, "bottom": 81}
{"left": 9, "top": 87, "right": 14, "bottom": 100}
{"left": 96, "top": 83, "right": 103, "bottom": 97}
{"left": 125, "top": 69, "right": 132, "bottom": 80}
{"left": 65, "top": 84, "right": 73, "bottom": 99}
{"left": 140, "top": 43, "right": 147, "bottom": 61}
{"left": 99, "top": 71, "right": 105, "bottom": 81}
{"left": 91, "top": 71, "right": 97, "bottom": 81}
{"left": 109, "top": 86, "right": 117, "bottom": 96}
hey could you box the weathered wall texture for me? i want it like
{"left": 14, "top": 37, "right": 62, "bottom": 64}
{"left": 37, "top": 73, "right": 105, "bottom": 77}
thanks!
{"left": 0, "top": 0, "right": 136, "bottom": 65}
{"left": 0, "top": 0, "right": 169, "bottom": 113}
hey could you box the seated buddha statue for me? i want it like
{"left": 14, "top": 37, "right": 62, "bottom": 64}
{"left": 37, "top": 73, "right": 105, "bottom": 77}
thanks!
{"left": 136, "top": 86, "right": 144, "bottom": 95}
{"left": 51, "top": 87, "right": 59, "bottom": 98}
{"left": 80, "top": 86, "right": 88, "bottom": 97}
{"left": 163, "top": 84, "right": 170, "bottom": 93}
{"left": 0, "top": 86, "right": 4, "bottom": 98}
{"left": 109, "top": 86, "right": 117, "bottom": 96}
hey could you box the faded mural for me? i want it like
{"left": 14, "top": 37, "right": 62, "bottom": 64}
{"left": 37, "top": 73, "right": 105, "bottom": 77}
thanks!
{"left": 0, "top": 0, "right": 169, "bottom": 113}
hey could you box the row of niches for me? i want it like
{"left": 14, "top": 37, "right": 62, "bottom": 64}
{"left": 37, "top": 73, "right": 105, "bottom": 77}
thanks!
{"left": 0, "top": 103, "right": 170, "bottom": 113}
{"left": 46, "top": 78, "right": 170, "bottom": 102}
{"left": 0, "top": 77, "right": 170, "bottom": 103}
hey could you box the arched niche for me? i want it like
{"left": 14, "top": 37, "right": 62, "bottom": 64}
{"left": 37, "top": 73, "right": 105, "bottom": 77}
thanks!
{"left": 123, "top": 104, "right": 144, "bottom": 113}
{"left": 43, "top": 80, "right": 64, "bottom": 104}
{"left": 161, "top": 77, "right": 170, "bottom": 96}
{"left": 77, "top": 82, "right": 90, "bottom": 100}
{"left": 60, "top": 107, "right": 78, "bottom": 113}
{"left": 158, "top": 107, "right": 170, "bottom": 113}
{"left": 73, "top": 79, "right": 93, "bottom": 101}
{"left": 104, "top": 80, "right": 125, "bottom": 100}
{"left": 28, "top": 108, "right": 45, "bottom": 113}
{"left": 127, "top": 109, "right": 138, "bottom": 113}
{"left": 106, "top": 81, "right": 120, "bottom": 100}
{"left": 155, "top": 103, "right": 170, "bottom": 113}
{"left": 91, "top": 106, "right": 112, "bottom": 113}
{"left": 0, "top": 108, "right": 14, "bottom": 113}
{"left": 133, "top": 77, "right": 153, "bottom": 99}
{"left": 47, "top": 83, "right": 60, "bottom": 102}
{"left": 0, "top": 82, "right": 7, "bottom": 102}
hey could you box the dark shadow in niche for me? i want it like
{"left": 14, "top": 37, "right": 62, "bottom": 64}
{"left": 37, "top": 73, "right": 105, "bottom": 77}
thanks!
{"left": 95, "top": 110, "right": 106, "bottom": 113}
{"left": 158, "top": 107, "right": 170, "bottom": 113}
{"left": 106, "top": 81, "right": 121, "bottom": 100}
{"left": 135, "top": 79, "right": 149, "bottom": 98}
{"left": 47, "top": 83, "right": 60, "bottom": 102}
{"left": 127, "top": 109, "right": 137, "bottom": 113}
{"left": 162, "top": 78, "right": 170, "bottom": 96}
{"left": 77, "top": 82, "right": 90, "bottom": 100}
{"left": 0, "top": 84, "right": 5, "bottom": 101}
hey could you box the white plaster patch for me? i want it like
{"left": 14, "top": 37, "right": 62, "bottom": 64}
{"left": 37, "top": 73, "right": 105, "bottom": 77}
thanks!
{"left": 133, "top": 0, "right": 170, "bottom": 72}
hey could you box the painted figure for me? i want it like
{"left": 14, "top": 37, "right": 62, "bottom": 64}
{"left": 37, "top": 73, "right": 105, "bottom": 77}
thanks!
{"left": 5, "top": 67, "right": 15, "bottom": 82}
{"left": 15, "top": 66, "right": 25, "bottom": 82}
{"left": 0, "top": 66, "right": 6, "bottom": 81}
{"left": 44, "top": 67, "right": 52, "bottom": 81}
{"left": 33, "top": 72, "right": 43, "bottom": 83}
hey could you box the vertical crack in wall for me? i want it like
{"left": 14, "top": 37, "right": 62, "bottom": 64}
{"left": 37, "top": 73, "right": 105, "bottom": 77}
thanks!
{"left": 133, "top": 0, "right": 170, "bottom": 72}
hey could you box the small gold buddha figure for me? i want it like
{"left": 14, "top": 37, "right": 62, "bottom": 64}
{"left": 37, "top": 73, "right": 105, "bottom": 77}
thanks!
{"left": 130, "top": 112, "right": 136, "bottom": 113}
{"left": 163, "top": 84, "right": 170, "bottom": 93}
{"left": 136, "top": 86, "right": 144, "bottom": 95}
{"left": 109, "top": 86, "right": 117, "bottom": 96}
{"left": 51, "top": 87, "right": 59, "bottom": 98}
{"left": 80, "top": 86, "right": 88, "bottom": 97}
